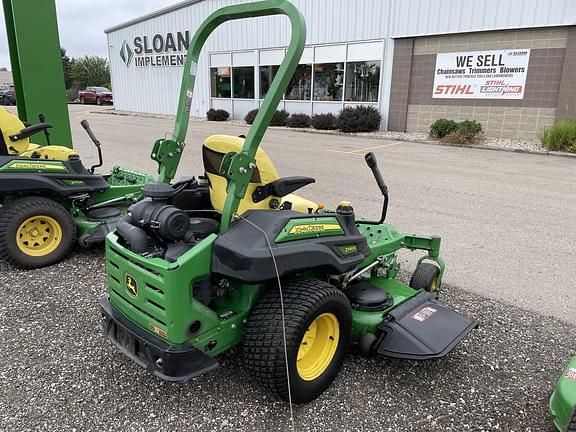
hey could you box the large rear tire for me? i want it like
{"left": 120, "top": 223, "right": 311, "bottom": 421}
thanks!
{"left": 243, "top": 277, "right": 351, "bottom": 404}
{"left": 0, "top": 197, "right": 76, "bottom": 269}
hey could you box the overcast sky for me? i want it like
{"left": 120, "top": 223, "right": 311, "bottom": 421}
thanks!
{"left": 0, "top": 0, "right": 179, "bottom": 70}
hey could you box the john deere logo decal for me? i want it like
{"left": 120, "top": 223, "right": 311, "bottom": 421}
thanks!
{"left": 120, "top": 40, "right": 133, "bottom": 67}
{"left": 1, "top": 161, "right": 67, "bottom": 171}
{"left": 288, "top": 224, "right": 342, "bottom": 235}
{"left": 125, "top": 274, "right": 138, "bottom": 297}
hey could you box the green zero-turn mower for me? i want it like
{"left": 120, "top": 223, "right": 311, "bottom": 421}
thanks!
{"left": 99, "top": 0, "right": 477, "bottom": 403}
{"left": 551, "top": 357, "right": 576, "bottom": 431}
{"left": 0, "top": 108, "right": 165, "bottom": 269}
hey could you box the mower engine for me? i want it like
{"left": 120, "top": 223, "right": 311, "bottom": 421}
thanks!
{"left": 116, "top": 182, "right": 219, "bottom": 261}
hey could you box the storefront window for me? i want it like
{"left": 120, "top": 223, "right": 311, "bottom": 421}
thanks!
{"left": 210, "top": 67, "right": 231, "bottom": 98}
{"left": 345, "top": 61, "right": 381, "bottom": 102}
{"left": 259, "top": 65, "right": 280, "bottom": 99}
{"left": 232, "top": 66, "right": 255, "bottom": 99}
{"left": 286, "top": 64, "right": 312, "bottom": 100}
{"left": 313, "top": 63, "right": 344, "bottom": 101}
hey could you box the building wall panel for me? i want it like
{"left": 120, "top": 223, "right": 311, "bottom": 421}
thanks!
{"left": 556, "top": 28, "right": 576, "bottom": 121}
{"left": 107, "top": 0, "right": 576, "bottom": 125}
{"left": 390, "top": 0, "right": 576, "bottom": 38}
{"left": 401, "top": 27, "right": 573, "bottom": 139}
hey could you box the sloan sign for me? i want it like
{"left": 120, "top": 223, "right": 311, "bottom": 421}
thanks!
{"left": 120, "top": 31, "right": 190, "bottom": 68}
{"left": 433, "top": 49, "right": 530, "bottom": 99}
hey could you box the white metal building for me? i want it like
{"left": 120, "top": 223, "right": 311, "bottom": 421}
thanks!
{"left": 105, "top": 0, "right": 576, "bottom": 134}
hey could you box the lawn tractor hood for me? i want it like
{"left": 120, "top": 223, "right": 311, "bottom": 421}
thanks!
{"left": 376, "top": 291, "right": 477, "bottom": 360}
{"left": 211, "top": 210, "right": 370, "bottom": 283}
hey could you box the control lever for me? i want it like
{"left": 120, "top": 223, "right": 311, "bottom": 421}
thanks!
{"left": 81, "top": 120, "right": 103, "bottom": 173}
{"left": 38, "top": 113, "right": 51, "bottom": 145}
{"left": 364, "top": 152, "right": 389, "bottom": 224}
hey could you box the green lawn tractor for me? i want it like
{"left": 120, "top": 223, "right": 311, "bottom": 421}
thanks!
{"left": 99, "top": 0, "right": 477, "bottom": 403}
{"left": 0, "top": 107, "right": 159, "bottom": 268}
{"left": 551, "top": 357, "right": 576, "bottom": 431}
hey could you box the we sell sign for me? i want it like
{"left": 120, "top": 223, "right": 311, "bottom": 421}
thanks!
{"left": 433, "top": 49, "right": 530, "bottom": 99}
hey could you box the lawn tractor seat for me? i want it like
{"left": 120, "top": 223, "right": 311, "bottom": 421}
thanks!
{"left": 0, "top": 107, "right": 78, "bottom": 161}
{"left": 202, "top": 134, "right": 318, "bottom": 215}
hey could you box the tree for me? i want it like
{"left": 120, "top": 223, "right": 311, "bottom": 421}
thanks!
{"left": 71, "top": 56, "right": 110, "bottom": 90}
{"left": 61, "top": 47, "right": 73, "bottom": 89}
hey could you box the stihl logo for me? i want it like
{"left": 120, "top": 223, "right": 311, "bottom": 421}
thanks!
{"left": 434, "top": 84, "right": 474, "bottom": 96}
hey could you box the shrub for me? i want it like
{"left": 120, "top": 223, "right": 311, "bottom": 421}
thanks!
{"left": 66, "top": 87, "right": 79, "bottom": 102}
{"left": 311, "top": 113, "right": 338, "bottom": 130}
{"left": 270, "top": 109, "right": 289, "bottom": 126}
{"left": 431, "top": 119, "right": 483, "bottom": 144}
{"left": 441, "top": 131, "right": 473, "bottom": 144}
{"left": 206, "top": 108, "right": 230, "bottom": 121}
{"left": 244, "top": 109, "right": 259, "bottom": 125}
{"left": 286, "top": 113, "right": 311, "bottom": 128}
{"left": 244, "top": 109, "right": 289, "bottom": 126}
{"left": 542, "top": 119, "right": 576, "bottom": 153}
{"left": 336, "top": 105, "right": 381, "bottom": 133}
{"left": 456, "top": 119, "right": 483, "bottom": 140}
{"left": 429, "top": 119, "right": 458, "bottom": 138}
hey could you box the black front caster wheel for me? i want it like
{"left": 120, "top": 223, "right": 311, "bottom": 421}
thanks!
{"left": 410, "top": 263, "right": 441, "bottom": 293}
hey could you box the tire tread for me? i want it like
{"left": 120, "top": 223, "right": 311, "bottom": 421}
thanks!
{"left": 243, "top": 277, "right": 350, "bottom": 402}
{"left": 0, "top": 197, "right": 76, "bottom": 268}
{"left": 409, "top": 262, "right": 440, "bottom": 292}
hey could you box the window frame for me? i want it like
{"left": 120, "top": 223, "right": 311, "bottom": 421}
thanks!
{"left": 210, "top": 66, "right": 232, "bottom": 99}
{"left": 208, "top": 40, "right": 384, "bottom": 110}
{"left": 284, "top": 63, "right": 313, "bottom": 101}
{"left": 312, "top": 62, "right": 346, "bottom": 102}
{"left": 231, "top": 66, "right": 256, "bottom": 100}
{"left": 344, "top": 60, "right": 382, "bottom": 103}
{"left": 259, "top": 64, "right": 281, "bottom": 100}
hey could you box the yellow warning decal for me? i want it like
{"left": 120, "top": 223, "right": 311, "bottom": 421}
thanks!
{"left": 288, "top": 224, "right": 342, "bottom": 235}
{"left": 149, "top": 323, "right": 167, "bottom": 338}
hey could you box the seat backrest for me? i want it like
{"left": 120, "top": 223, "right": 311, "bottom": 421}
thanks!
{"left": 202, "top": 134, "right": 280, "bottom": 214}
{"left": 0, "top": 107, "right": 30, "bottom": 155}
{"left": 0, "top": 108, "right": 78, "bottom": 161}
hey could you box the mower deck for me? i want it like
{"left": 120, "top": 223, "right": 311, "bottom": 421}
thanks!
{"left": 376, "top": 290, "right": 477, "bottom": 360}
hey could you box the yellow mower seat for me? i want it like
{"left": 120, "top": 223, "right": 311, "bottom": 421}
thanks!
{"left": 0, "top": 107, "right": 78, "bottom": 161}
{"left": 202, "top": 135, "right": 317, "bottom": 215}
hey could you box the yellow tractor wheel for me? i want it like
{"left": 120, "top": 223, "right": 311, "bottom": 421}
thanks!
{"left": 0, "top": 197, "right": 76, "bottom": 268}
{"left": 244, "top": 278, "right": 351, "bottom": 404}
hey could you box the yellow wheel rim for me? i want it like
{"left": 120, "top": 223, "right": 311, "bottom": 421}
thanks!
{"left": 430, "top": 277, "right": 438, "bottom": 293}
{"left": 297, "top": 313, "right": 340, "bottom": 381}
{"left": 16, "top": 215, "right": 63, "bottom": 257}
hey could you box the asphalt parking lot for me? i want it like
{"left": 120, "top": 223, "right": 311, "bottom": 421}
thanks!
{"left": 1, "top": 105, "right": 575, "bottom": 431}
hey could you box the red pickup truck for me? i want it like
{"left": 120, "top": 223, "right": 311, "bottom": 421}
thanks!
{"left": 78, "top": 87, "right": 113, "bottom": 105}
